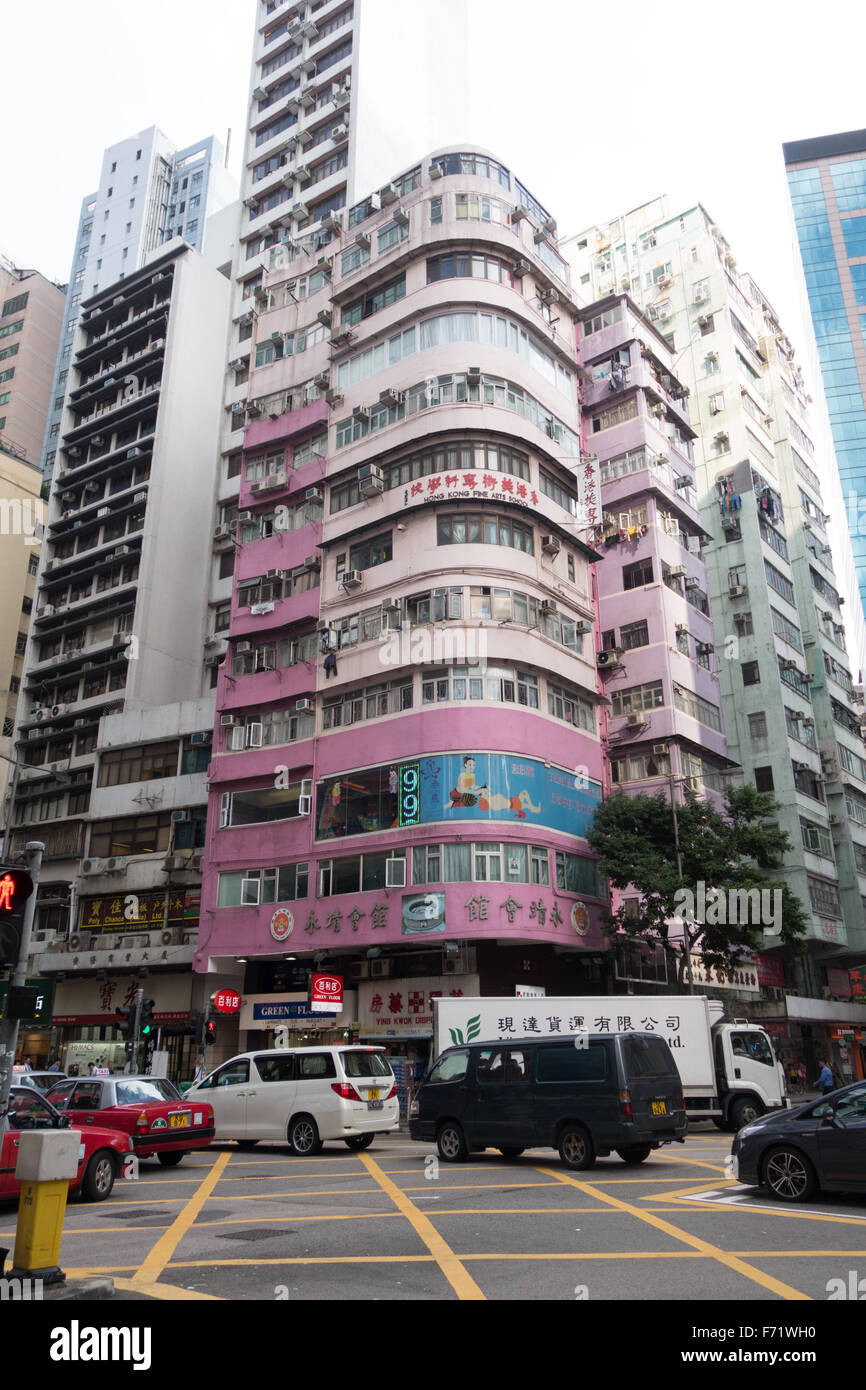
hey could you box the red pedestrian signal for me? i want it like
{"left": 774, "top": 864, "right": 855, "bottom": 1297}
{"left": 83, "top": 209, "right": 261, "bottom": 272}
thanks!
{"left": 0, "top": 867, "right": 34, "bottom": 968}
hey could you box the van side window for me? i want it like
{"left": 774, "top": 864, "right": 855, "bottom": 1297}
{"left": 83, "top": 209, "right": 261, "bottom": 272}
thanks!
{"left": 476, "top": 1049, "right": 529, "bottom": 1085}
{"left": 297, "top": 1053, "right": 336, "bottom": 1079}
{"left": 427, "top": 1051, "right": 469, "bottom": 1083}
{"left": 255, "top": 1055, "right": 295, "bottom": 1082}
{"left": 536, "top": 1045, "right": 607, "bottom": 1082}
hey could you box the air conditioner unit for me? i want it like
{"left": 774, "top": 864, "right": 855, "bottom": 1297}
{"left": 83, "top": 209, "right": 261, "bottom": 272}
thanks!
{"left": 781, "top": 659, "right": 797, "bottom": 671}
{"left": 330, "top": 328, "right": 354, "bottom": 347}
{"left": 341, "top": 569, "right": 363, "bottom": 589}
{"left": 728, "top": 584, "right": 747, "bottom": 598}
{"left": 305, "top": 488, "right": 323, "bottom": 504}
{"left": 253, "top": 85, "right": 268, "bottom": 101}
{"left": 694, "top": 284, "right": 710, "bottom": 303}
{"left": 80, "top": 859, "right": 103, "bottom": 876}
{"left": 685, "top": 576, "right": 700, "bottom": 589}
{"left": 261, "top": 470, "right": 287, "bottom": 491}
{"left": 574, "top": 620, "right": 592, "bottom": 635}
{"left": 379, "top": 387, "right": 403, "bottom": 409}
{"left": 325, "top": 389, "right": 343, "bottom": 407}
{"left": 394, "top": 207, "right": 410, "bottom": 228}
{"left": 42, "top": 605, "right": 57, "bottom": 619}
{"left": 540, "top": 599, "right": 558, "bottom": 614}
{"left": 350, "top": 961, "right": 370, "bottom": 980}
{"left": 385, "top": 858, "right": 407, "bottom": 888}
{"left": 317, "top": 308, "right": 332, "bottom": 328}
{"left": 294, "top": 698, "right": 314, "bottom": 714}
{"left": 721, "top": 515, "right": 737, "bottom": 530}
{"left": 370, "top": 958, "right": 392, "bottom": 978}
{"left": 221, "top": 714, "right": 238, "bottom": 726}
{"left": 696, "top": 642, "right": 714, "bottom": 656}
{"left": 353, "top": 405, "right": 370, "bottom": 423}
{"left": 511, "top": 203, "right": 528, "bottom": 221}
{"left": 172, "top": 810, "right": 191, "bottom": 824}
{"left": 652, "top": 743, "right": 669, "bottom": 755}
{"left": 538, "top": 287, "right": 559, "bottom": 305}
{"left": 97, "top": 506, "right": 110, "bottom": 518}
{"left": 380, "top": 182, "right": 398, "bottom": 205}
{"left": 115, "top": 545, "right": 130, "bottom": 557}
{"left": 429, "top": 162, "right": 443, "bottom": 179}
{"left": 466, "top": 366, "right": 481, "bottom": 386}
{"left": 304, "top": 554, "right": 321, "bottom": 570}
{"left": 597, "top": 648, "right": 624, "bottom": 668}
{"left": 190, "top": 732, "right": 210, "bottom": 746}
{"left": 669, "top": 565, "right": 686, "bottom": 578}
{"left": 541, "top": 535, "right": 561, "bottom": 556}
{"left": 213, "top": 524, "right": 232, "bottom": 542}
{"left": 626, "top": 713, "right": 644, "bottom": 727}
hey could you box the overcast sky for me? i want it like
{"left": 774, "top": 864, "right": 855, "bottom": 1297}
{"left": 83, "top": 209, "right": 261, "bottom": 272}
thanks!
{"left": 3, "top": 0, "right": 865, "bottom": 355}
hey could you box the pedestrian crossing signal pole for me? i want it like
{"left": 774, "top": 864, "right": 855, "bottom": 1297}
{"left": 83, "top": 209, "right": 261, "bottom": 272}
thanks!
{"left": 0, "top": 845, "right": 41, "bottom": 1131}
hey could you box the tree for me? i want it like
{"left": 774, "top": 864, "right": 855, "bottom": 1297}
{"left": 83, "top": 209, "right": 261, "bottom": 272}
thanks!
{"left": 586, "top": 785, "right": 809, "bottom": 992}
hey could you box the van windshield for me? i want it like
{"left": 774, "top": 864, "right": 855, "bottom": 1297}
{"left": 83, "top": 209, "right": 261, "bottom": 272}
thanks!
{"left": 622, "top": 1035, "right": 679, "bottom": 1079}
{"left": 340, "top": 1050, "right": 392, "bottom": 1078}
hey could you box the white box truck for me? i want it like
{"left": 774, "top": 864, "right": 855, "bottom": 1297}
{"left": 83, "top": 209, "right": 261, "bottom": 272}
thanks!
{"left": 432, "top": 995, "right": 787, "bottom": 1131}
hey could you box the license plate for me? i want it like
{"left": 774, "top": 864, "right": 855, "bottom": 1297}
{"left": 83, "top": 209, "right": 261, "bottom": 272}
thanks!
{"left": 169, "top": 1112, "right": 190, "bottom": 1128}
{"left": 367, "top": 1100, "right": 383, "bottom": 1110}
{"left": 367, "top": 1088, "right": 380, "bottom": 1101}
{"left": 651, "top": 1100, "right": 667, "bottom": 1116}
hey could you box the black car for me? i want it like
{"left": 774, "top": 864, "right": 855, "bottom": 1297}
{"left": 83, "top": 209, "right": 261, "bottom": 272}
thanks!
{"left": 731, "top": 1078, "right": 866, "bottom": 1201}
{"left": 409, "top": 1032, "right": 687, "bottom": 1169}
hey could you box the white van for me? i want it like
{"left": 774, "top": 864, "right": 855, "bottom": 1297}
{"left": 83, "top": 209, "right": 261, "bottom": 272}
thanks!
{"left": 186, "top": 1045, "right": 400, "bottom": 1154}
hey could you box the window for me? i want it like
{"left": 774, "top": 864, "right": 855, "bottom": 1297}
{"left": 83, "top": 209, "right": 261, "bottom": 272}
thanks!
{"left": 348, "top": 532, "right": 392, "bottom": 572}
{"left": 323, "top": 678, "right": 412, "bottom": 729}
{"left": 378, "top": 218, "right": 409, "bottom": 253}
{"left": 342, "top": 274, "right": 406, "bottom": 326}
{"left": 454, "top": 193, "right": 512, "bottom": 225}
{"left": 437, "top": 513, "right": 534, "bottom": 554}
{"left": 801, "top": 819, "right": 833, "bottom": 858}
{"left": 623, "top": 557, "right": 653, "bottom": 590}
{"left": 427, "top": 252, "right": 515, "bottom": 287}
{"left": 221, "top": 782, "right": 309, "bottom": 827}
{"left": 610, "top": 682, "right": 664, "bottom": 717}
{"left": 2, "top": 292, "right": 29, "bottom": 317}
{"left": 748, "top": 712, "right": 767, "bottom": 739}
{"left": 548, "top": 684, "right": 595, "bottom": 730}
{"left": 673, "top": 685, "right": 722, "bottom": 732}
{"left": 620, "top": 620, "right": 649, "bottom": 651}
{"left": 754, "top": 766, "right": 774, "bottom": 792}
{"left": 742, "top": 661, "right": 760, "bottom": 686}
{"left": 89, "top": 813, "right": 173, "bottom": 857}
{"left": 555, "top": 851, "right": 604, "bottom": 896}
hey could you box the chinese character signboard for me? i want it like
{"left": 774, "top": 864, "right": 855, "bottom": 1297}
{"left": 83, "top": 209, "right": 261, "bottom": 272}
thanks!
{"left": 576, "top": 452, "right": 600, "bottom": 536}
{"left": 213, "top": 989, "right": 242, "bottom": 1014}
{"left": 358, "top": 975, "right": 480, "bottom": 1037}
{"left": 688, "top": 956, "right": 759, "bottom": 993}
{"left": 311, "top": 974, "right": 344, "bottom": 1013}
{"left": 79, "top": 892, "right": 192, "bottom": 933}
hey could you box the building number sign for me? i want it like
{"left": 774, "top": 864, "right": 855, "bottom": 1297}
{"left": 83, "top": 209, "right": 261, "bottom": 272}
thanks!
{"left": 398, "top": 762, "right": 421, "bottom": 827}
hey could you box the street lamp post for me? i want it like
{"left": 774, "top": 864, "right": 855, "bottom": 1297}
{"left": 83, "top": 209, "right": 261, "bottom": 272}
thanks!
{"left": 668, "top": 773, "right": 695, "bottom": 996}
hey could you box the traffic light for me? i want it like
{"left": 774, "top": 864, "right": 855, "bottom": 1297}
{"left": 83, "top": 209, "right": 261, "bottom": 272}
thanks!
{"left": 116, "top": 1003, "right": 134, "bottom": 1040}
{"left": 204, "top": 1017, "right": 217, "bottom": 1045}
{"left": 139, "top": 997, "right": 155, "bottom": 1037}
{"left": 0, "top": 866, "right": 34, "bottom": 969}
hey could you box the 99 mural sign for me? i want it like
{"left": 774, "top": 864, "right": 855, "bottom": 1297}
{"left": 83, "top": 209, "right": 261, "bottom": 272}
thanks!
{"left": 398, "top": 762, "right": 421, "bottom": 827}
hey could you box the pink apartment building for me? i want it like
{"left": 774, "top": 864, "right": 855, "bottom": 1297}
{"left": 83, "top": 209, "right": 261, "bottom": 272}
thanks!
{"left": 197, "top": 151, "right": 609, "bottom": 1068}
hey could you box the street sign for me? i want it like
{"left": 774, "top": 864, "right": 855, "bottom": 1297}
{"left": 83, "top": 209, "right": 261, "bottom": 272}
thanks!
{"left": 311, "top": 974, "right": 343, "bottom": 1013}
{"left": 0, "top": 977, "right": 53, "bottom": 1027}
{"left": 213, "top": 988, "right": 242, "bottom": 1014}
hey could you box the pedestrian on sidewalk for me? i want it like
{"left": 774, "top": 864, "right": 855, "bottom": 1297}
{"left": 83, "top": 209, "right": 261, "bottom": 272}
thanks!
{"left": 816, "top": 1058, "right": 835, "bottom": 1096}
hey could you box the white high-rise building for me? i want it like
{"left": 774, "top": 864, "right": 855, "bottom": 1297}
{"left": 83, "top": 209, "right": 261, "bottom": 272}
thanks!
{"left": 40, "top": 128, "right": 236, "bottom": 479}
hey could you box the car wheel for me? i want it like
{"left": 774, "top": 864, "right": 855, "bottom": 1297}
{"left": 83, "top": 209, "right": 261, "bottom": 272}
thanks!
{"left": 345, "top": 1133, "right": 375, "bottom": 1150}
{"left": 730, "top": 1097, "right": 762, "bottom": 1131}
{"left": 762, "top": 1145, "right": 818, "bottom": 1202}
{"left": 157, "top": 1150, "right": 186, "bottom": 1167}
{"left": 81, "top": 1150, "right": 117, "bottom": 1202}
{"left": 558, "top": 1125, "right": 595, "bottom": 1171}
{"left": 436, "top": 1121, "right": 468, "bottom": 1163}
{"left": 289, "top": 1115, "right": 323, "bottom": 1156}
{"left": 498, "top": 1147, "right": 525, "bottom": 1159}
{"left": 236, "top": 1140, "right": 259, "bottom": 1150}
{"left": 615, "top": 1146, "right": 652, "bottom": 1165}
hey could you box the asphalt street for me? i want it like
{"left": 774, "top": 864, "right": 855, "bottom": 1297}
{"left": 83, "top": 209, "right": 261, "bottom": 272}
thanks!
{"left": 4, "top": 1123, "right": 866, "bottom": 1304}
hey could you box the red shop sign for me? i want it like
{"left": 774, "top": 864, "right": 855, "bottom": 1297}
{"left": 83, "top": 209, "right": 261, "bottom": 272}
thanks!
{"left": 213, "top": 989, "right": 242, "bottom": 1014}
{"left": 311, "top": 973, "right": 343, "bottom": 1013}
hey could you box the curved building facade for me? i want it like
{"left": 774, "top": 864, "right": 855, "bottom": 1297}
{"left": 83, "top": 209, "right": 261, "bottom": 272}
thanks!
{"left": 198, "top": 150, "right": 608, "bottom": 1063}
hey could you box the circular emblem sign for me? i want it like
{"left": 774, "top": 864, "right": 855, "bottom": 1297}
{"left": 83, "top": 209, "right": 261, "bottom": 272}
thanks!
{"left": 213, "top": 988, "right": 242, "bottom": 1014}
{"left": 270, "top": 908, "right": 294, "bottom": 942}
{"left": 571, "top": 902, "right": 590, "bottom": 937}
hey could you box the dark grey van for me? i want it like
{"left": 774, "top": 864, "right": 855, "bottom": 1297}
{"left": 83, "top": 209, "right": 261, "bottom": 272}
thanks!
{"left": 409, "top": 1032, "right": 687, "bottom": 1169}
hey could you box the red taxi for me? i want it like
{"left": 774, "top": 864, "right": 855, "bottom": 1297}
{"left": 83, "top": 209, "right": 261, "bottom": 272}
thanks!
{"left": 45, "top": 1075, "right": 214, "bottom": 1165}
{"left": 1, "top": 1086, "right": 133, "bottom": 1202}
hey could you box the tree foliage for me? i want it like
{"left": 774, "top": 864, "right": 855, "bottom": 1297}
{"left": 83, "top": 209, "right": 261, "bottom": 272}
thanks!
{"left": 586, "top": 785, "right": 809, "bottom": 991}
